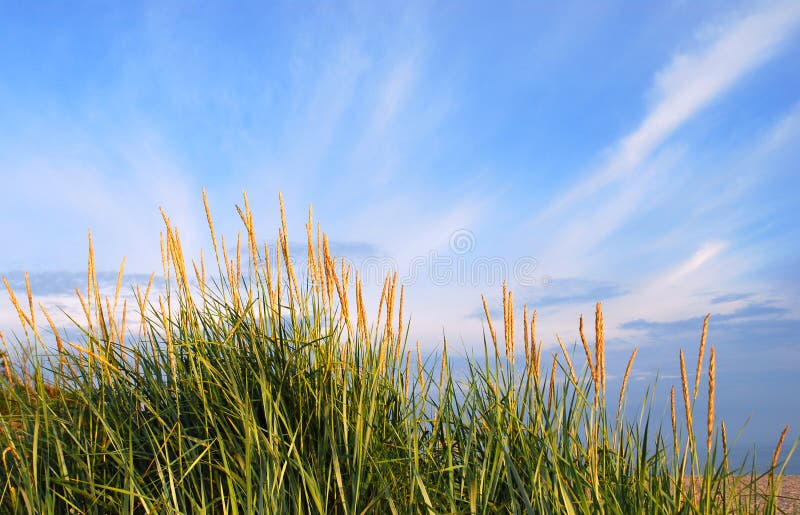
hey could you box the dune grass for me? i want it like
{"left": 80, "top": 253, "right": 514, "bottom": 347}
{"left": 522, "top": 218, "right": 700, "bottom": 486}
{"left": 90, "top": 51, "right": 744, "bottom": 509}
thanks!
{"left": 0, "top": 192, "right": 796, "bottom": 513}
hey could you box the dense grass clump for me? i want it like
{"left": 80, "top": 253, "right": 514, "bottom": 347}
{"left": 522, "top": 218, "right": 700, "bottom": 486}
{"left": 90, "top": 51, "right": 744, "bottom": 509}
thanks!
{"left": 0, "top": 192, "right": 795, "bottom": 513}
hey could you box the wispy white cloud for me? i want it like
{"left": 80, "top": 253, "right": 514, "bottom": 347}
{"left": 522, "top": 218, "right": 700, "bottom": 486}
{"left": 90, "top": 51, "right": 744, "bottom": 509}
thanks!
{"left": 761, "top": 101, "right": 800, "bottom": 151}
{"left": 0, "top": 271, "right": 163, "bottom": 351}
{"left": 347, "top": 55, "right": 424, "bottom": 186}
{"left": 481, "top": 4, "right": 800, "bottom": 353}
{"left": 0, "top": 123, "right": 199, "bottom": 274}
{"left": 533, "top": 145, "right": 684, "bottom": 277}
{"left": 666, "top": 240, "right": 728, "bottom": 283}
{"left": 538, "top": 1, "right": 800, "bottom": 221}
{"left": 367, "top": 58, "right": 419, "bottom": 136}
{"left": 2, "top": 2, "right": 798, "bottom": 365}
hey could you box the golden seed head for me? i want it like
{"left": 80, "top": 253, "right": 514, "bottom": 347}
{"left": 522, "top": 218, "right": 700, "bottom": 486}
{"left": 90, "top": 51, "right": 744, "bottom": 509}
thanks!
{"left": 707, "top": 345, "right": 716, "bottom": 453}
{"left": 481, "top": 294, "right": 498, "bottom": 352}
{"left": 556, "top": 334, "right": 577, "bottom": 384}
{"left": 548, "top": 352, "right": 558, "bottom": 409}
{"left": 679, "top": 349, "right": 693, "bottom": 441}
{"left": 202, "top": 188, "right": 219, "bottom": 258}
{"left": 694, "top": 313, "right": 710, "bottom": 400}
{"left": 502, "top": 281, "right": 508, "bottom": 354}
{"left": 617, "top": 347, "right": 638, "bottom": 425}
{"left": 416, "top": 341, "right": 424, "bottom": 390}
{"left": 507, "top": 289, "right": 514, "bottom": 359}
{"left": 670, "top": 386, "right": 677, "bottom": 438}
{"left": 772, "top": 424, "right": 789, "bottom": 471}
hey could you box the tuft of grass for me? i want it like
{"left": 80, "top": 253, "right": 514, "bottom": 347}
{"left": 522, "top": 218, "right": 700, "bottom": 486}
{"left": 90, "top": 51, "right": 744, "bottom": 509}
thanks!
{"left": 0, "top": 191, "right": 797, "bottom": 513}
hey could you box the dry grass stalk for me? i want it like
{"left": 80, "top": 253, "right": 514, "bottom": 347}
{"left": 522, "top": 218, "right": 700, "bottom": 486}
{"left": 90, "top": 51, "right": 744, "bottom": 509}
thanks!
{"left": 416, "top": 342, "right": 424, "bottom": 391}
{"left": 159, "top": 228, "right": 169, "bottom": 283}
{"left": 120, "top": 299, "right": 128, "bottom": 359}
{"left": 694, "top": 314, "right": 710, "bottom": 400}
{"left": 324, "top": 239, "right": 351, "bottom": 337}
{"left": 2, "top": 442, "right": 21, "bottom": 470}
{"left": 771, "top": 425, "right": 789, "bottom": 486}
{"left": 376, "top": 275, "right": 388, "bottom": 336}
{"left": 135, "top": 284, "right": 146, "bottom": 340}
{"left": 202, "top": 188, "right": 219, "bottom": 260}
{"left": 24, "top": 272, "right": 34, "bottom": 329}
{"left": 222, "top": 234, "right": 240, "bottom": 311}
{"left": 579, "top": 315, "right": 595, "bottom": 383}
{"left": 721, "top": 421, "right": 729, "bottom": 471}
{"left": 768, "top": 424, "right": 790, "bottom": 498}
{"left": 359, "top": 274, "right": 368, "bottom": 340}
{"left": 316, "top": 222, "right": 323, "bottom": 290}
{"left": 438, "top": 338, "right": 447, "bottom": 409}
{"left": 278, "top": 192, "right": 289, "bottom": 263}
{"left": 263, "top": 242, "right": 275, "bottom": 308}
{"left": 242, "top": 192, "right": 260, "bottom": 282}
{"left": 136, "top": 273, "right": 155, "bottom": 342}
{"left": 331, "top": 270, "right": 353, "bottom": 336}
{"left": 280, "top": 227, "right": 300, "bottom": 305}
{"left": 341, "top": 261, "right": 351, "bottom": 301}
{"left": 707, "top": 346, "right": 715, "bottom": 454}
{"left": 320, "top": 238, "right": 333, "bottom": 314}
{"left": 395, "top": 284, "right": 405, "bottom": 359}
{"left": 159, "top": 296, "right": 176, "bottom": 384}
{"left": 306, "top": 205, "right": 316, "bottom": 283}
{"left": 386, "top": 272, "right": 397, "bottom": 343}
{"left": 65, "top": 340, "right": 119, "bottom": 378}
{"left": 227, "top": 257, "right": 238, "bottom": 309}
{"left": 556, "top": 335, "right": 577, "bottom": 384}
{"left": 112, "top": 257, "right": 126, "bottom": 315}
{"left": 192, "top": 261, "right": 204, "bottom": 297}
{"left": 595, "top": 302, "right": 605, "bottom": 399}
{"left": 277, "top": 195, "right": 301, "bottom": 304}
{"left": 502, "top": 281, "right": 509, "bottom": 358}
{"left": 135, "top": 276, "right": 157, "bottom": 364}
{"left": 481, "top": 295, "right": 499, "bottom": 360}
{"left": 74, "top": 289, "right": 94, "bottom": 355}
{"left": 405, "top": 349, "right": 411, "bottom": 399}
{"left": 220, "top": 232, "right": 230, "bottom": 281}
{"left": 616, "top": 347, "right": 638, "bottom": 425}
{"left": 530, "top": 310, "right": 537, "bottom": 379}
{"left": 679, "top": 350, "right": 693, "bottom": 442}
{"left": 3, "top": 277, "right": 31, "bottom": 338}
{"left": 200, "top": 250, "right": 206, "bottom": 298}
{"left": 0, "top": 331, "right": 14, "bottom": 385}
{"left": 670, "top": 386, "right": 677, "bottom": 451}
{"left": 507, "top": 289, "right": 515, "bottom": 360}
{"left": 355, "top": 272, "right": 367, "bottom": 340}
{"left": 105, "top": 298, "right": 117, "bottom": 353}
{"left": 88, "top": 229, "right": 96, "bottom": 303}
{"left": 341, "top": 259, "right": 353, "bottom": 339}
{"left": 235, "top": 232, "right": 242, "bottom": 290}
{"left": 162, "top": 211, "right": 191, "bottom": 302}
{"left": 523, "top": 305, "right": 529, "bottom": 366}
{"left": 200, "top": 249, "right": 206, "bottom": 287}
{"left": 377, "top": 273, "right": 398, "bottom": 371}
{"left": 39, "top": 304, "right": 68, "bottom": 378}
{"left": 176, "top": 228, "right": 192, "bottom": 303}
{"left": 548, "top": 352, "right": 558, "bottom": 410}
{"left": 679, "top": 348, "right": 696, "bottom": 498}
{"left": 1, "top": 354, "right": 13, "bottom": 387}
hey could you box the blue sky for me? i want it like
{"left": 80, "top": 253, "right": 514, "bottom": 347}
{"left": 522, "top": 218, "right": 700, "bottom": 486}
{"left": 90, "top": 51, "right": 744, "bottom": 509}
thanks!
{"left": 1, "top": 1, "right": 800, "bottom": 468}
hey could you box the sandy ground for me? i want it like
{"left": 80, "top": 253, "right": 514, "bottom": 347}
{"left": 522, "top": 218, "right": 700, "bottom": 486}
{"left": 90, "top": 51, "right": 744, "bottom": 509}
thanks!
{"left": 773, "top": 475, "right": 800, "bottom": 513}
{"left": 705, "top": 475, "right": 800, "bottom": 513}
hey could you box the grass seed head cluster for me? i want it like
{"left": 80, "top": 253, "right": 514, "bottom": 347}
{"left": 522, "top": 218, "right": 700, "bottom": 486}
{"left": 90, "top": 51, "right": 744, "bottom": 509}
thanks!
{"left": 0, "top": 191, "right": 796, "bottom": 513}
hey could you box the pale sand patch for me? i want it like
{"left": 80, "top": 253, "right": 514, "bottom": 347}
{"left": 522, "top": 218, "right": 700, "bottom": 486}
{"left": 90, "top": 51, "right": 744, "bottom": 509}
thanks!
{"left": 687, "top": 475, "right": 800, "bottom": 513}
